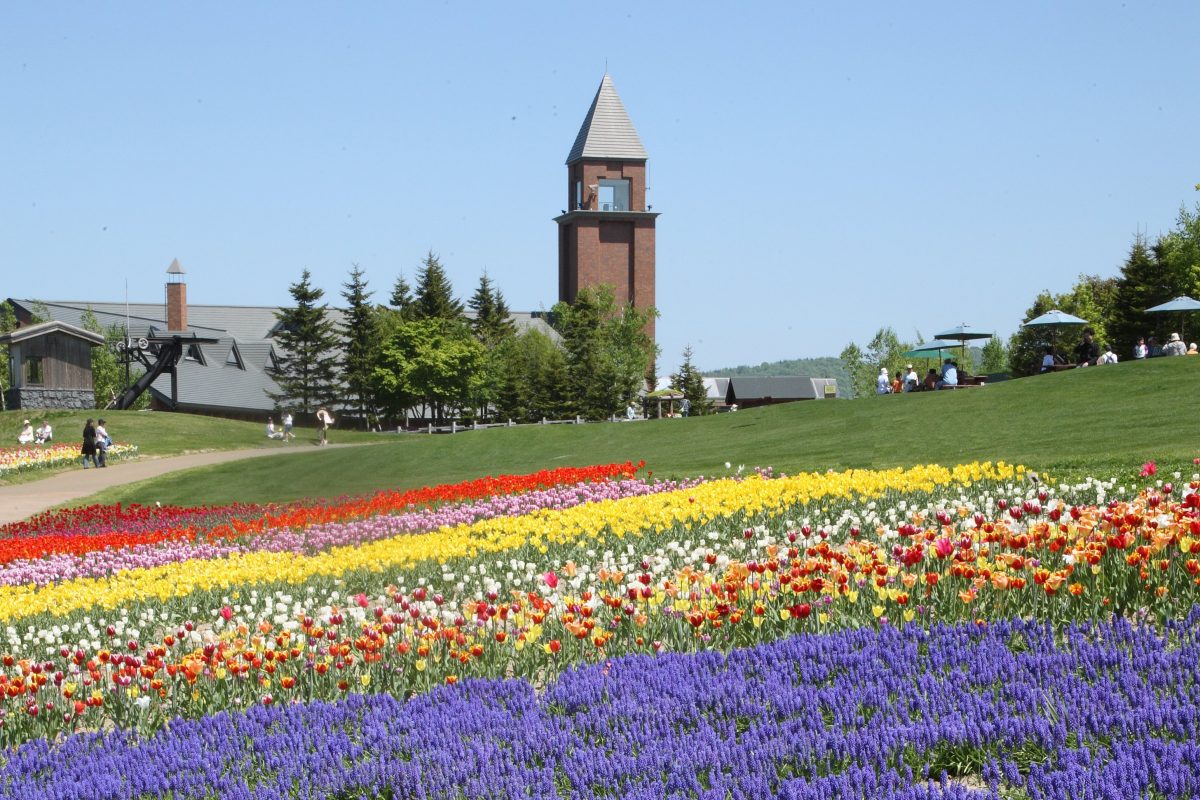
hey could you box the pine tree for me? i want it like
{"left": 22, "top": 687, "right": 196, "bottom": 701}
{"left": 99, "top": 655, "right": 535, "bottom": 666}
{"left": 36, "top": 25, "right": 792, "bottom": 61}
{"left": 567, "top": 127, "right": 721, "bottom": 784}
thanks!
{"left": 339, "top": 264, "right": 380, "bottom": 427}
{"left": 389, "top": 273, "right": 416, "bottom": 321}
{"left": 468, "top": 271, "right": 517, "bottom": 347}
{"left": 267, "top": 269, "right": 342, "bottom": 415}
{"left": 670, "top": 345, "right": 712, "bottom": 415}
{"left": 1108, "top": 236, "right": 1176, "bottom": 357}
{"left": 412, "top": 251, "right": 464, "bottom": 322}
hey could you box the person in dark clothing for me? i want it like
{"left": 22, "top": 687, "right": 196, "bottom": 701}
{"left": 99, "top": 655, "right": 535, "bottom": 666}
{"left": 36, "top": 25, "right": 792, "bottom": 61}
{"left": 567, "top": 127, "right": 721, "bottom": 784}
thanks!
{"left": 1075, "top": 328, "right": 1100, "bottom": 366}
{"left": 81, "top": 419, "right": 99, "bottom": 469}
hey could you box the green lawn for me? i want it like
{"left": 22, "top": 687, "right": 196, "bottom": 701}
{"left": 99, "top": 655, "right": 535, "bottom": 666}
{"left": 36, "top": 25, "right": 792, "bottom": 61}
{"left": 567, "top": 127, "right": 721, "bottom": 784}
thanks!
{"left": 0, "top": 408, "right": 381, "bottom": 485}
{"left": 65, "top": 356, "right": 1200, "bottom": 508}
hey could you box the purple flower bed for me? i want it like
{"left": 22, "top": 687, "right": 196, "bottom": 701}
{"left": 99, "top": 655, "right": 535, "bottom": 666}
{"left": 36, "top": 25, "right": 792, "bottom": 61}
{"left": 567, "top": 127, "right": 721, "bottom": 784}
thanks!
{"left": 3, "top": 613, "right": 1199, "bottom": 799}
{"left": 0, "top": 477, "right": 700, "bottom": 586}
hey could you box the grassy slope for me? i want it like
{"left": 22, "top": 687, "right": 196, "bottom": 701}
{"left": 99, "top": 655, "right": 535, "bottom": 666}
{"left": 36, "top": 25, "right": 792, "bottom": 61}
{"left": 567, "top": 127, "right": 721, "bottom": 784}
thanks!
{"left": 75, "top": 356, "right": 1199, "bottom": 508}
{"left": 0, "top": 408, "right": 380, "bottom": 485}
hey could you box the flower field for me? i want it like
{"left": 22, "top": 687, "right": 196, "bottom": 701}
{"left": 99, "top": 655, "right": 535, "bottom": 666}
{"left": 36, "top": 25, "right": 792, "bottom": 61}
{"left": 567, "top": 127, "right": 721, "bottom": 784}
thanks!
{"left": 0, "top": 442, "right": 139, "bottom": 479}
{"left": 1, "top": 458, "right": 1199, "bottom": 797}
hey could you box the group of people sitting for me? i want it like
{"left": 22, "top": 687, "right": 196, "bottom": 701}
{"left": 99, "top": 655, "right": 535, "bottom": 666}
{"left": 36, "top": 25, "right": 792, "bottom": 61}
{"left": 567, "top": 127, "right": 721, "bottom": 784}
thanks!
{"left": 265, "top": 413, "right": 295, "bottom": 442}
{"left": 16, "top": 419, "right": 53, "bottom": 445}
{"left": 877, "top": 359, "right": 969, "bottom": 394}
{"left": 1133, "top": 333, "right": 1195, "bottom": 359}
{"left": 1040, "top": 328, "right": 1196, "bottom": 373}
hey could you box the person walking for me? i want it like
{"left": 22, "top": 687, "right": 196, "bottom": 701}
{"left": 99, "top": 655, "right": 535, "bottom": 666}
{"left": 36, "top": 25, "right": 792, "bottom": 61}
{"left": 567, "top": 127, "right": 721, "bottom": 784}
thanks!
{"left": 81, "top": 419, "right": 99, "bottom": 469}
{"left": 316, "top": 407, "right": 335, "bottom": 446}
{"left": 94, "top": 418, "right": 110, "bottom": 467}
{"left": 282, "top": 412, "right": 294, "bottom": 443}
{"left": 680, "top": 397, "right": 691, "bottom": 418}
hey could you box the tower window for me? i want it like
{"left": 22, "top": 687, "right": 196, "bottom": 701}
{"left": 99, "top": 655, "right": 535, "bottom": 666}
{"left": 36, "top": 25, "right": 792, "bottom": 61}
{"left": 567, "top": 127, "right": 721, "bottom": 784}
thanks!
{"left": 597, "top": 179, "right": 630, "bottom": 212}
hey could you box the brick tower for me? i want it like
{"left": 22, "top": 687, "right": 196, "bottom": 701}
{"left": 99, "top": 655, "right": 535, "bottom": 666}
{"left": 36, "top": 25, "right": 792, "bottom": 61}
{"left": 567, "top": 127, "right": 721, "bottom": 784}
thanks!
{"left": 555, "top": 74, "right": 658, "bottom": 338}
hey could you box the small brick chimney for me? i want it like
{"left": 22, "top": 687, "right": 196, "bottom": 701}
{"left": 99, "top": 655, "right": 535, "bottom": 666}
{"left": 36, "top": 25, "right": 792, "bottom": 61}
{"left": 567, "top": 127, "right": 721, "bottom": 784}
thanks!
{"left": 165, "top": 258, "right": 187, "bottom": 331}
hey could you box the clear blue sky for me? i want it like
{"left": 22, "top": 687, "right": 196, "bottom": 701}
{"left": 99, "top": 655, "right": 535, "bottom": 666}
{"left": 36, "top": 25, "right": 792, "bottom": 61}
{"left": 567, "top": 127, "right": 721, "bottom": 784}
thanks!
{"left": 3, "top": 2, "right": 1197, "bottom": 371}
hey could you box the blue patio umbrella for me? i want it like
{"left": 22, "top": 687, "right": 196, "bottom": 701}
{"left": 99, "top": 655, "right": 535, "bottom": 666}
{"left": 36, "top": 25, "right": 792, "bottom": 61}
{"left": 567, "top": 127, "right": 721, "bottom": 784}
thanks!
{"left": 1145, "top": 296, "right": 1200, "bottom": 339}
{"left": 903, "top": 340, "right": 962, "bottom": 359}
{"left": 1021, "top": 309, "right": 1088, "bottom": 328}
{"left": 1022, "top": 309, "right": 1088, "bottom": 357}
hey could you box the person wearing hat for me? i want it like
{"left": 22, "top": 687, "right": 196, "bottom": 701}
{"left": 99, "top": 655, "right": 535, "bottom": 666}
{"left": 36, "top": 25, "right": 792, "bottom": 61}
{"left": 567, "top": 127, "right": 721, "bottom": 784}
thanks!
{"left": 903, "top": 364, "right": 919, "bottom": 392}
{"left": 17, "top": 420, "right": 34, "bottom": 445}
{"left": 1163, "top": 332, "right": 1187, "bottom": 357}
{"left": 876, "top": 367, "right": 891, "bottom": 395}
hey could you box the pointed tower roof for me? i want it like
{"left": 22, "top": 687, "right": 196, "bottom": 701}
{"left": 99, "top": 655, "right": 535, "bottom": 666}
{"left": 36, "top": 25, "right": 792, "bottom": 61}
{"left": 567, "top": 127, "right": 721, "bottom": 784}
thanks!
{"left": 566, "top": 74, "right": 648, "bottom": 164}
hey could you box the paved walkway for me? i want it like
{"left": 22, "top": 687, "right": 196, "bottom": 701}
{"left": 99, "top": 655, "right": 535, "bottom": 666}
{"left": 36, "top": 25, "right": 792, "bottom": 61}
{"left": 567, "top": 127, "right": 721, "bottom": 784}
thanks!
{"left": 0, "top": 445, "right": 351, "bottom": 525}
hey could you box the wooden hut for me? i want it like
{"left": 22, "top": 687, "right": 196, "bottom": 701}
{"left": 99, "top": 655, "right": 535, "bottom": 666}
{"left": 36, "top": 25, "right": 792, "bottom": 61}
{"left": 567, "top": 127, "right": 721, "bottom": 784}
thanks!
{"left": 1, "top": 321, "right": 105, "bottom": 410}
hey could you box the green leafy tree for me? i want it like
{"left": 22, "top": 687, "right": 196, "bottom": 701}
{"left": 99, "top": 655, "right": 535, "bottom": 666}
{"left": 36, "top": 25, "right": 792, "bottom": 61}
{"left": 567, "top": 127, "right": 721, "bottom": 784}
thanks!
{"left": 0, "top": 302, "right": 17, "bottom": 410}
{"left": 80, "top": 308, "right": 148, "bottom": 409}
{"left": 670, "top": 345, "right": 712, "bottom": 415}
{"left": 339, "top": 264, "right": 381, "bottom": 427}
{"left": 267, "top": 269, "right": 341, "bottom": 414}
{"left": 551, "top": 285, "right": 657, "bottom": 420}
{"left": 493, "top": 329, "right": 569, "bottom": 423}
{"left": 979, "top": 336, "right": 1008, "bottom": 374}
{"left": 412, "top": 251, "right": 464, "bottom": 322}
{"left": 373, "top": 318, "right": 484, "bottom": 424}
{"left": 840, "top": 328, "right": 912, "bottom": 397}
{"left": 838, "top": 342, "right": 870, "bottom": 399}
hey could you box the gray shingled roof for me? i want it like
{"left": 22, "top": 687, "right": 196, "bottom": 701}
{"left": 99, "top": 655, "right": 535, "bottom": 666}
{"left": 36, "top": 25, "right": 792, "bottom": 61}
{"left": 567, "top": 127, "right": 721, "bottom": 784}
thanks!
{"left": 566, "top": 74, "right": 648, "bottom": 164}
{"left": 9, "top": 298, "right": 559, "bottom": 416}
{"left": 726, "top": 377, "right": 822, "bottom": 402}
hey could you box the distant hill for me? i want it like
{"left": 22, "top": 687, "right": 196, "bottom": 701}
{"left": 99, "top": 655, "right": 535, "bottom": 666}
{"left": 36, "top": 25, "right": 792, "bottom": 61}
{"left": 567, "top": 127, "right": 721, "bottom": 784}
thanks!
{"left": 706, "top": 357, "right": 850, "bottom": 397}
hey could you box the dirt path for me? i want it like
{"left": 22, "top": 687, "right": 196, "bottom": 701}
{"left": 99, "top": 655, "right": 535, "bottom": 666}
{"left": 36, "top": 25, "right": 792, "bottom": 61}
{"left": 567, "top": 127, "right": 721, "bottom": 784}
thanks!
{"left": 0, "top": 445, "right": 354, "bottom": 525}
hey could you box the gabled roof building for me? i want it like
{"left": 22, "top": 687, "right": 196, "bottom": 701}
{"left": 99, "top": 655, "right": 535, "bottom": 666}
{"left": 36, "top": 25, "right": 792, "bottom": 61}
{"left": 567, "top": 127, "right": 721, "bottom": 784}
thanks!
{"left": 8, "top": 265, "right": 554, "bottom": 419}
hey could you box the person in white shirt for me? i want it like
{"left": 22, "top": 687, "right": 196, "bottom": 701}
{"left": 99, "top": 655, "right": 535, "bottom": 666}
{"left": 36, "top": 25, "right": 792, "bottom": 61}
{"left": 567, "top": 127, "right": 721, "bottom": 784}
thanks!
{"left": 266, "top": 417, "right": 283, "bottom": 439}
{"left": 903, "top": 365, "right": 919, "bottom": 392}
{"left": 1040, "top": 346, "right": 1057, "bottom": 373}
{"left": 876, "top": 367, "right": 890, "bottom": 395}
{"left": 94, "top": 419, "right": 110, "bottom": 467}
{"left": 34, "top": 421, "right": 52, "bottom": 444}
{"left": 1133, "top": 337, "right": 1148, "bottom": 359}
{"left": 281, "top": 412, "right": 294, "bottom": 442}
{"left": 1098, "top": 345, "right": 1118, "bottom": 365}
{"left": 17, "top": 420, "right": 33, "bottom": 445}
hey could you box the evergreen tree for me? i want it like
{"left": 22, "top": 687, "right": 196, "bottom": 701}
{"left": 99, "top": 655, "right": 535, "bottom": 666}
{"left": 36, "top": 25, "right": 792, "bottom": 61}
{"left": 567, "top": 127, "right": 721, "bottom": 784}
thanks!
{"left": 389, "top": 273, "right": 417, "bottom": 321}
{"left": 670, "top": 345, "right": 712, "bottom": 415}
{"left": 267, "top": 269, "right": 342, "bottom": 414}
{"left": 551, "top": 285, "right": 657, "bottom": 420}
{"left": 412, "top": 251, "right": 464, "bottom": 322}
{"left": 493, "top": 329, "right": 569, "bottom": 423}
{"left": 468, "top": 271, "right": 517, "bottom": 347}
{"left": 339, "top": 264, "right": 380, "bottom": 427}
